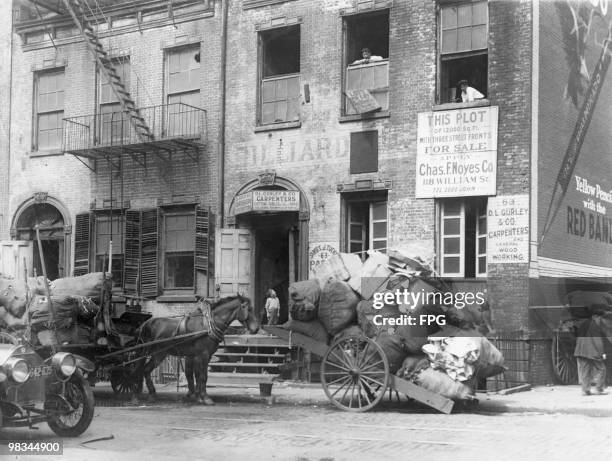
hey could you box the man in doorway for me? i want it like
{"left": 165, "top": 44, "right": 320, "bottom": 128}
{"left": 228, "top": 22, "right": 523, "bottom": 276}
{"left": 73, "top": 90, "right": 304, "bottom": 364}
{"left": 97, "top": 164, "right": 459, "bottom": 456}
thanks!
{"left": 265, "top": 289, "right": 280, "bottom": 325}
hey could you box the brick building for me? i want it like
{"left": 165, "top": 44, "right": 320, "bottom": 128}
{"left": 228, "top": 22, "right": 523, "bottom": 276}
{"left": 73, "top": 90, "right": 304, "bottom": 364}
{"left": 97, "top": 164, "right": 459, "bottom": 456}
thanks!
{"left": 1, "top": 0, "right": 611, "bottom": 385}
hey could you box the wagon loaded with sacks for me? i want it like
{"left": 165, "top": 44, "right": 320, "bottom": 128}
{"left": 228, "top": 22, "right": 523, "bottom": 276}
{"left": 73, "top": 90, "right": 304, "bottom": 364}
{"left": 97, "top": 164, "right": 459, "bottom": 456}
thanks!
{"left": 265, "top": 249, "right": 505, "bottom": 413}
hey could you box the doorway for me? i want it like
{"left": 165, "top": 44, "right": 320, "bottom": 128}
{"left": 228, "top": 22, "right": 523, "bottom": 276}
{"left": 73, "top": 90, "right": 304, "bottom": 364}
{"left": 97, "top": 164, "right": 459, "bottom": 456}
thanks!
{"left": 239, "top": 212, "right": 298, "bottom": 325}
{"left": 14, "top": 202, "right": 66, "bottom": 280}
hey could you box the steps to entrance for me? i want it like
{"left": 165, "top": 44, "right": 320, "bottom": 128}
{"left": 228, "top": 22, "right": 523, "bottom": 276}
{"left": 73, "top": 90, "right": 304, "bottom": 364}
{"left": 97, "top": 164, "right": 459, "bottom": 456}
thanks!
{"left": 208, "top": 334, "right": 294, "bottom": 384}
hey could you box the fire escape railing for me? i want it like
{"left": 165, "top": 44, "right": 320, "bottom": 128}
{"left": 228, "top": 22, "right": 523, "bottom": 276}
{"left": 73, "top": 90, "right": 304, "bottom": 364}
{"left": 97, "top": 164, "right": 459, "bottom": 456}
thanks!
{"left": 63, "top": 102, "right": 207, "bottom": 154}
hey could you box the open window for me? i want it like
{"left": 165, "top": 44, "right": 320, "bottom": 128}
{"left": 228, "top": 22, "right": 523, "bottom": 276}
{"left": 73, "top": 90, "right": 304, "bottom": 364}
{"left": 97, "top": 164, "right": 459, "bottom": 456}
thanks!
{"left": 439, "top": 0, "right": 488, "bottom": 104}
{"left": 343, "top": 191, "right": 388, "bottom": 260}
{"left": 343, "top": 10, "right": 389, "bottom": 115}
{"left": 439, "top": 197, "right": 487, "bottom": 278}
{"left": 258, "top": 25, "right": 301, "bottom": 125}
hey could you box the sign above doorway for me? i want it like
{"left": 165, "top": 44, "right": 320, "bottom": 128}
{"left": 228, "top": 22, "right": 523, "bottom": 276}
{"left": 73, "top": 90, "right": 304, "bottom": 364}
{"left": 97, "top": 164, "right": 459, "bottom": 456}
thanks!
{"left": 234, "top": 190, "right": 300, "bottom": 215}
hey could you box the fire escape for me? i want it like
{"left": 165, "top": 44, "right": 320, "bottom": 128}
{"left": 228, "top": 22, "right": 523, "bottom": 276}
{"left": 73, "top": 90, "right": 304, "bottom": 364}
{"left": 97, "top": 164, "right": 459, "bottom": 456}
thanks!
{"left": 24, "top": 0, "right": 207, "bottom": 171}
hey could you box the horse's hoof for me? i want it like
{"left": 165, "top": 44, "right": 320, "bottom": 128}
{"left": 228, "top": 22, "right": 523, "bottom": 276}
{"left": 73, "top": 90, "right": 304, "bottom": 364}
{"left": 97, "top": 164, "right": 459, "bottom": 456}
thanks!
{"left": 148, "top": 393, "right": 159, "bottom": 402}
{"left": 129, "top": 397, "right": 140, "bottom": 406}
{"left": 195, "top": 396, "right": 204, "bottom": 404}
{"left": 203, "top": 396, "right": 215, "bottom": 406}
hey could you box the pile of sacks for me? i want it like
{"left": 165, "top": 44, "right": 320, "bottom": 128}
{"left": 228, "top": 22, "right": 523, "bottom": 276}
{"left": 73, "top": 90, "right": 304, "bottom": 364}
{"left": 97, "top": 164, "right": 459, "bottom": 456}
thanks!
{"left": 0, "top": 272, "right": 111, "bottom": 346}
{"left": 280, "top": 249, "right": 504, "bottom": 401}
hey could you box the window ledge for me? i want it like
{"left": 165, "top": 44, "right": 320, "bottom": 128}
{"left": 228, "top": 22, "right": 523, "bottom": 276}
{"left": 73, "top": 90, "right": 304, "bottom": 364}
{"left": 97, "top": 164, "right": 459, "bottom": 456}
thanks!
{"left": 30, "top": 149, "right": 63, "bottom": 157}
{"left": 157, "top": 294, "right": 198, "bottom": 303}
{"left": 432, "top": 100, "right": 490, "bottom": 111}
{"left": 339, "top": 110, "right": 390, "bottom": 123}
{"left": 254, "top": 120, "right": 301, "bottom": 133}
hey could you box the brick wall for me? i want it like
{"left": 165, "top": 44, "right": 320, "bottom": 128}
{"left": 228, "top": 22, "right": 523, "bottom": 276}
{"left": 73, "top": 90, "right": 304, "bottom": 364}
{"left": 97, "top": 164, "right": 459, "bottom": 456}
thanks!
{"left": 224, "top": 0, "right": 533, "bottom": 332}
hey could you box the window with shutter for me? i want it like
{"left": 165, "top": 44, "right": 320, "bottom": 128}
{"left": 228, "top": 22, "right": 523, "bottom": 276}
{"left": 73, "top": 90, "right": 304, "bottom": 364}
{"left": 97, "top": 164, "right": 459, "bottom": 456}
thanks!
{"left": 73, "top": 212, "right": 91, "bottom": 276}
{"left": 123, "top": 210, "right": 141, "bottom": 296}
{"left": 140, "top": 209, "right": 159, "bottom": 298}
{"left": 94, "top": 214, "right": 124, "bottom": 288}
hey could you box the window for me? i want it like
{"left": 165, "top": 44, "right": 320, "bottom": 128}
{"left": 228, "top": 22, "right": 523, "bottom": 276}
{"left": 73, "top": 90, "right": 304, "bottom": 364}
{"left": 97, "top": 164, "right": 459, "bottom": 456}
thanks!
{"left": 34, "top": 69, "right": 64, "bottom": 150}
{"left": 343, "top": 10, "right": 389, "bottom": 115}
{"left": 258, "top": 25, "right": 300, "bottom": 125}
{"left": 163, "top": 212, "right": 195, "bottom": 289}
{"left": 94, "top": 215, "right": 124, "bottom": 288}
{"left": 439, "top": 1, "right": 488, "bottom": 103}
{"left": 99, "top": 59, "right": 131, "bottom": 145}
{"left": 439, "top": 197, "right": 487, "bottom": 277}
{"left": 344, "top": 193, "right": 388, "bottom": 260}
{"left": 350, "top": 130, "right": 378, "bottom": 174}
{"left": 167, "top": 46, "right": 201, "bottom": 137}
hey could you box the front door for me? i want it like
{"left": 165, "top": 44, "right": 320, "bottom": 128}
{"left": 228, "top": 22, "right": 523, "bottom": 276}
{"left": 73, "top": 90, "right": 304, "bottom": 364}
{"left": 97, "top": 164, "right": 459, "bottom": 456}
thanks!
{"left": 217, "top": 229, "right": 253, "bottom": 300}
{"left": 0, "top": 241, "right": 34, "bottom": 279}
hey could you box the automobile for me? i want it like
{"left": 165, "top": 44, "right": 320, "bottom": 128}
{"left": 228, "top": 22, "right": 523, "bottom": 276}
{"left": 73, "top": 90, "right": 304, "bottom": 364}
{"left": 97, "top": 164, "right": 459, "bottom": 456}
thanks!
{"left": 0, "top": 332, "right": 95, "bottom": 437}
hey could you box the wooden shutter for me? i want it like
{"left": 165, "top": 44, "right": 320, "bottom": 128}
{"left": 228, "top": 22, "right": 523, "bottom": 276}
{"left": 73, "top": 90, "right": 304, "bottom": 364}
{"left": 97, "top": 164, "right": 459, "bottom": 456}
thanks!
{"left": 0, "top": 241, "right": 33, "bottom": 279}
{"left": 217, "top": 229, "right": 252, "bottom": 300}
{"left": 73, "top": 212, "right": 91, "bottom": 276}
{"left": 195, "top": 206, "right": 211, "bottom": 273}
{"left": 123, "top": 210, "right": 141, "bottom": 296}
{"left": 140, "top": 209, "right": 159, "bottom": 298}
{"left": 350, "top": 130, "right": 378, "bottom": 174}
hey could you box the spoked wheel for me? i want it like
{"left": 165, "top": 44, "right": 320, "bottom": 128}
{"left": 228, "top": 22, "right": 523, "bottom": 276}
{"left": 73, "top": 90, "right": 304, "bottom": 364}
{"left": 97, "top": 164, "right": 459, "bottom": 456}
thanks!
{"left": 321, "top": 335, "right": 389, "bottom": 412}
{"left": 551, "top": 331, "right": 578, "bottom": 384}
{"left": 47, "top": 373, "right": 95, "bottom": 437}
{"left": 110, "top": 366, "right": 143, "bottom": 395}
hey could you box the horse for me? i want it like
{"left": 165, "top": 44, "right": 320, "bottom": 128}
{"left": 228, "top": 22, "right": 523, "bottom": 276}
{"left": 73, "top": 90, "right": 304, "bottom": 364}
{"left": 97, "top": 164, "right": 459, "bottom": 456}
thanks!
{"left": 135, "top": 294, "right": 259, "bottom": 404}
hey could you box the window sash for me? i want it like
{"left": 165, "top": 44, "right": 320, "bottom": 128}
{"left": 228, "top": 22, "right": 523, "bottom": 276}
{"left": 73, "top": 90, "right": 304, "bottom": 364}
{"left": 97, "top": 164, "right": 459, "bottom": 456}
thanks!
{"left": 441, "top": 201, "right": 465, "bottom": 277}
{"left": 163, "top": 213, "right": 196, "bottom": 289}
{"left": 369, "top": 201, "right": 387, "bottom": 253}
{"left": 168, "top": 47, "right": 200, "bottom": 94}
{"left": 260, "top": 74, "right": 300, "bottom": 125}
{"left": 35, "top": 70, "right": 65, "bottom": 150}
{"left": 346, "top": 200, "right": 387, "bottom": 259}
{"left": 100, "top": 59, "right": 131, "bottom": 105}
{"left": 476, "top": 207, "right": 487, "bottom": 277}
{"left": 440, "top": 1, "right": 488, "bottom": 55}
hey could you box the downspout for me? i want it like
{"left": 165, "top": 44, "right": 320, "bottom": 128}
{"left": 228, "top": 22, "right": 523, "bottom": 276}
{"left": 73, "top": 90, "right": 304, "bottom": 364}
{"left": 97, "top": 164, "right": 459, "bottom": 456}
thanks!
{"left": 217, "top": 0, "right": 229, "bottom": 227}
{"left": 5, "top": 13, "right": 14, "bottom": 240}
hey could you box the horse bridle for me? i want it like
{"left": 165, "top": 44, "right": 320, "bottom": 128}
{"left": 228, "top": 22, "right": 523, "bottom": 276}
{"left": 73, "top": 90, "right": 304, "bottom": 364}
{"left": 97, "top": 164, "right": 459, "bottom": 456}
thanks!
{"left": 237, "top": 298, "right": 250, "bottom": 323}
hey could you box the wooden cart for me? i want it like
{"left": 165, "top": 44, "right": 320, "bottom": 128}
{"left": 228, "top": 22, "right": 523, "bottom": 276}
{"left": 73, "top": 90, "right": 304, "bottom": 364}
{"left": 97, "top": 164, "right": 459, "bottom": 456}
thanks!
{"left": 265, "top": 326, "right": 455, "bottom": 414}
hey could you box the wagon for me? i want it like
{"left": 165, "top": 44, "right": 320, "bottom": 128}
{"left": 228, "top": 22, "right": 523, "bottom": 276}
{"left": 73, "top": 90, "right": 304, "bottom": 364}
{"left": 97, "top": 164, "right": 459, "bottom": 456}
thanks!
{"left": 265, "top": 326, "right": 458, "bottom": 414}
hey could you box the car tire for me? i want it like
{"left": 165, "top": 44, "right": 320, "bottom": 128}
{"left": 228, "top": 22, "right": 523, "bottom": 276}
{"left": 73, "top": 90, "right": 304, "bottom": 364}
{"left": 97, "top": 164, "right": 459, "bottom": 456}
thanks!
{"left": 47, "top": 372, "right": 95, "bottom": 437}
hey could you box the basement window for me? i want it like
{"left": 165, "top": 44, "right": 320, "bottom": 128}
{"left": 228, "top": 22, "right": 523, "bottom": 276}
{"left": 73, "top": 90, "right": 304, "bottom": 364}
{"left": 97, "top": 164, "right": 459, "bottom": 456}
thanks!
{"left": 439, "top": 0, "right": 488, "bottom": 104}
{"left": 258, "top": 25, "right": 300, "bottom": 125}
{"left": 343, "top": 10, "right": 389, "bottom": 115}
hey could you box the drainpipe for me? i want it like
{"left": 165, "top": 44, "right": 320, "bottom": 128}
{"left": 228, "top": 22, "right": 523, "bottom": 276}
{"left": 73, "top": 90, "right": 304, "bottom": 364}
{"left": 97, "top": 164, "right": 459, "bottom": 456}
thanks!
{"left": 4, "top": 12, "right": 14, "bottom": 239}
{"left": 217, "top": 0, "right": 229, "bottom": 227}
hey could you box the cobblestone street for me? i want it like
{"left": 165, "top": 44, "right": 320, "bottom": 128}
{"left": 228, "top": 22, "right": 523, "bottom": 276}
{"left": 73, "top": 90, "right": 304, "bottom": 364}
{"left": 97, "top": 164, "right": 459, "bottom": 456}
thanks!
{"left": 2, "top": 386, "right": 612, "bottom": 461}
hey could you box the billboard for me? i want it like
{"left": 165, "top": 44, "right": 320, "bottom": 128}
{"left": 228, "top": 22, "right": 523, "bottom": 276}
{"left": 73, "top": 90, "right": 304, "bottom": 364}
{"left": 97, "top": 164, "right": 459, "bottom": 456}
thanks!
{"left": 538, "top": 0, "right": 612, "bottom": 273}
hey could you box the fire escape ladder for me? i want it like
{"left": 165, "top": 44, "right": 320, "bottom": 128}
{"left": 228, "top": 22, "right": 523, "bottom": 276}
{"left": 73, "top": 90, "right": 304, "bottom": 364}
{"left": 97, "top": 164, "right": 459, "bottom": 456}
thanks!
{"left": 61, "top": 0, "right": 153, "bottom": 142}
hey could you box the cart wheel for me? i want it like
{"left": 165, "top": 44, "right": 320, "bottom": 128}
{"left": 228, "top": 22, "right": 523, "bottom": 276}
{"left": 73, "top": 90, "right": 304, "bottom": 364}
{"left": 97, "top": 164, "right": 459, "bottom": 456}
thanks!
{"left": 110, "top": 367, "right": 143, "bottom": 395}
{"left": 321, "top": 335, "right": 389, "bottom": 412}
{"left": 551, "top": 332, "right": 578, "bottom": 384}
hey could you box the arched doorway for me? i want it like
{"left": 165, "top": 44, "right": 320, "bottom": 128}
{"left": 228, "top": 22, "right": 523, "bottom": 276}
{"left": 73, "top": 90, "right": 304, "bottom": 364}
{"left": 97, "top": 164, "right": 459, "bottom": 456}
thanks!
{"left": 7, "top": 197, "right": 71, "bottom": 280}
{"left": 223, "top": 173, "right": 310, "bottom": 324}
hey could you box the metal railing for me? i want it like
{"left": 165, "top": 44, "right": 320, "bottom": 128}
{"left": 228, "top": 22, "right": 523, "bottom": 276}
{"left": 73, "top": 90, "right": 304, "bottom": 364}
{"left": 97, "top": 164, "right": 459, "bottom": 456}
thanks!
{"left": 63, "top": 102, "right": 207, "bottom": 153}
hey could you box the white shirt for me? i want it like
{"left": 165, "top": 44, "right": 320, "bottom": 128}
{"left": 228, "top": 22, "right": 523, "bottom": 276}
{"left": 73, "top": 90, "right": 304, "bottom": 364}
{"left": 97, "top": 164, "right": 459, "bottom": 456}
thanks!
{"left": 461, "top": 86, "right": 485, "bottom": 102}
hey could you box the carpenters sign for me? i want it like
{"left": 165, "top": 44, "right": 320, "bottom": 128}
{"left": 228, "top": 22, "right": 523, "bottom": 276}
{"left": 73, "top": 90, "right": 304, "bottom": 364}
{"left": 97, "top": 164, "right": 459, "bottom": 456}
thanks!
{"left": 416, "top": 106, "right": 498, "bottom": 198}
{"left": 234, "top": 190, "right": 300, "bottom": 214}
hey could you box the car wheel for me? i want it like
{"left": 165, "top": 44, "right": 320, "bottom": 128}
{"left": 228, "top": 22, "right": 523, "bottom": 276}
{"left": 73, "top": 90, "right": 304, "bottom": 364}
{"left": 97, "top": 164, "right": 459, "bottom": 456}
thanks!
{"left": 47, "top": 372, "right": 95, "bottom": 437}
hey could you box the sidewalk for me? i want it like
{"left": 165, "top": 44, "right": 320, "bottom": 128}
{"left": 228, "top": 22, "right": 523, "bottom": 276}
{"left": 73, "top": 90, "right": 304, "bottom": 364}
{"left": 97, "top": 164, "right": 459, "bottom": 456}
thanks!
{"left": 93, "top": 381, "right": 612, "bottom": 417}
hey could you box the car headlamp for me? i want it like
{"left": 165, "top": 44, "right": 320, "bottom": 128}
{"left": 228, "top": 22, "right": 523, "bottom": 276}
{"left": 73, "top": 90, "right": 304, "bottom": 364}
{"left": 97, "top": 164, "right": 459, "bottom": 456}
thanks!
{"left": 51, "top": 352, "right": 76, "bottom": 379}
{"left": 4, "top": 357, "right": 30, "bottom": 383}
